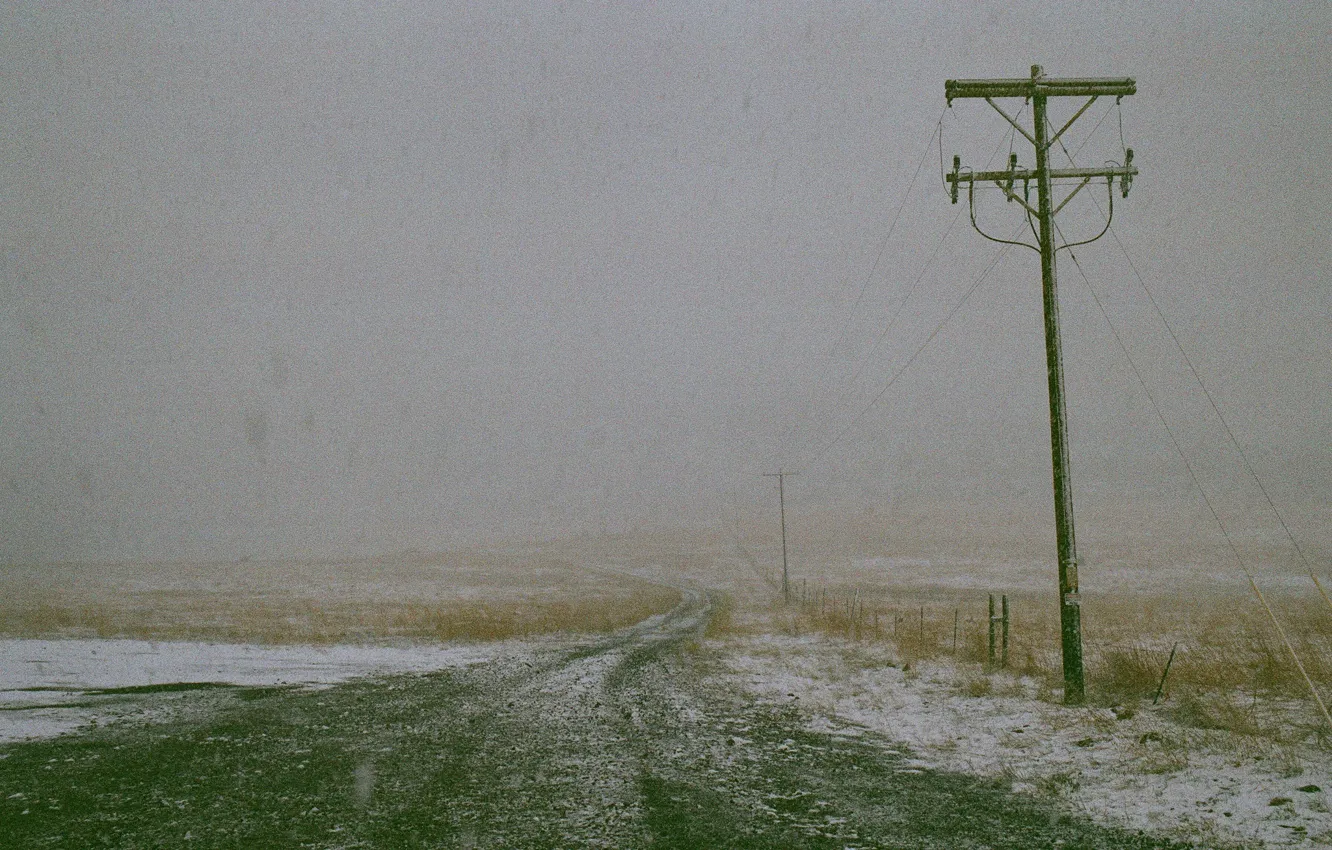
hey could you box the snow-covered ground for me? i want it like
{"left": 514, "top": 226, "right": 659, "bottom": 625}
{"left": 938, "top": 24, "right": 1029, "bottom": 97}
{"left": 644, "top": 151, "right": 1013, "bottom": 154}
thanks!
{"left": 718, "top": 633, "right": 1332, "bottom": 849}
{"left": 5, "top": 619, "right": 1329, "bottom": 847}
{"left": 848, "top": 556, "right": 1322, "bottom": 596}
{"left": 0, "top": 638, "right": 504, "bottom": 743}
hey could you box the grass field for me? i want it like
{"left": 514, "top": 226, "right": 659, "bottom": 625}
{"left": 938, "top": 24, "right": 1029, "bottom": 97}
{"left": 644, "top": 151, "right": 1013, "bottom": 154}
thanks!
{"left": 0, "top": 549, "right": 681, "bottom": 644}
{"left": 685, "top": 515, "right": 1332, "bottom": 848}
{"left": 3, "top": 523, "right": 1329, "bottom": 845}
{"left": 685, "top": 507, "right": 1332, "bottom": 746}
{"left": 5, "top": 520, "right": 1328, "bottom": 738}
{"left": 725, "top": 552, "right": 1332, "bottom": 741}
{"left": 759, "top": 585, "right": 1332, "bottom": 742}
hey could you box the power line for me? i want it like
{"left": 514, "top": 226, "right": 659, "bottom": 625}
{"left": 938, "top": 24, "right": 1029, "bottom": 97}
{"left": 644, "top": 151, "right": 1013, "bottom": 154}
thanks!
{"left": 786, "top": 122, "right": 1025, "bottom": 463}
{"left": 805, "top": 224, "right": 1021, "bottom": 465}
{"left": 784, "top": 201, "right": 966, "bottom": 461}
{"left": 1109, "top": 226, "right": 1315, "bottom": 572}
{"left": 777, "top": 115, "right": 947, "bottom": 457}
{"left": 829, "top": 111, "right": 946, "bottom": 356}
{"left": 1060, "top": 234, "right": 1250, "bottom": 573}
{"left": 1073, "top": 102, "right": 1115, "bottom": 160}
{"left": 1061, "top": 238, "right": 1332, "bottom": 729}
{"left": 1050, "top": 133, "right": 1315, "bottom": 574}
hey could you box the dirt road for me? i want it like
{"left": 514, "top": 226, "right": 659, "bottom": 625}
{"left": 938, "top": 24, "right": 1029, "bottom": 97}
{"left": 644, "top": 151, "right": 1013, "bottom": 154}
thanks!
{"left": 0, "top": 590, "right": 1187, "bottom": 848}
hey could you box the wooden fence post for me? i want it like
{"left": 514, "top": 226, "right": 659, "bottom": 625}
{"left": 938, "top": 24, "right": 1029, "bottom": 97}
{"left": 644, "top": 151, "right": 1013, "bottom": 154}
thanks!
{"left": 1153, "top": 642, "right": 1179, "bottom": 705}
{"left": 988, "top": 594, "right": 997, "bottom": 666}
{"left": 1001, "top": 594, "right": 1010, "bottom": 668}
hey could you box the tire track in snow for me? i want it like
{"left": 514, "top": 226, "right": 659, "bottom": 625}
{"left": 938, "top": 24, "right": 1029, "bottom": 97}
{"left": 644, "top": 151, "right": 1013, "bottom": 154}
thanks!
{"left": 0, "top": 588, "right": 1192, "bottom": 848}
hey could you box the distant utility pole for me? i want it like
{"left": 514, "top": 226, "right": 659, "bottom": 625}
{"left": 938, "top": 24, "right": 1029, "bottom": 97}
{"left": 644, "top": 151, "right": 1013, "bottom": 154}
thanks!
{"left": 943, "top": 66, "right": 1138, "bottom": 705}
{"left": 762, "top": 470, "right": 796, "bottom": 603}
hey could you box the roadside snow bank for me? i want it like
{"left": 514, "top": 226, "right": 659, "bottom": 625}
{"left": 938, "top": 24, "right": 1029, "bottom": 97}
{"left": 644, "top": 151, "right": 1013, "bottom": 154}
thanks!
{"left": 717, "top": 634, "right": 1332, "bottom": 849}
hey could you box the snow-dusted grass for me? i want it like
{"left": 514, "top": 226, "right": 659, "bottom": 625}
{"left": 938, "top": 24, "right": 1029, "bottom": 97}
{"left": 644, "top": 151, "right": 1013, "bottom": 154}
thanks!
{"left": 771, "top": 554, "right": 1332, "bottom": 745}
{"left": 0, "top": 545, "right": 689, "bottom": 745}
{"left": 0, "top": 637, "right": 513, "bottom": 743}
{"left": 714, "top": 626, "right": 1332, "bottom": 848}
{"left": 5, "top": 524, "right": 1328, "bottom": 846}
{"left": 692, "top": 522, "right": 1332, "bottom": 848}
{"left": 0, "top": 552, "right": 680, "bottom": 644}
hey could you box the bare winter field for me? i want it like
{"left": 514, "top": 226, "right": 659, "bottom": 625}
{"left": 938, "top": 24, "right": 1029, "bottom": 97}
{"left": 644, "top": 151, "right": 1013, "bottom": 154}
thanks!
{"left": 0, "top": 550, "right": 681, "bottom": 644}
{"left": 762, "top": 557, "right": 1332, "bottom": 739}
{"left": 0, "top": 547, "right": 684, "bottom": 745}
{"left": 713, "top": 504, "right": 1332, "bottom": 725}
{"left": 687, "top": 511, "right": 1332, "bottom": 848}
{"left": 3, "top": 521, "right": 1330, "bottom": 846}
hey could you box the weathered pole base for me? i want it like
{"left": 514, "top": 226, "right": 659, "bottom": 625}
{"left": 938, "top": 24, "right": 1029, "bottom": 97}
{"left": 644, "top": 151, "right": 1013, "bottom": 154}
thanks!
{"left": 1060, "top": 595, "right": 1085, "bottom": 704}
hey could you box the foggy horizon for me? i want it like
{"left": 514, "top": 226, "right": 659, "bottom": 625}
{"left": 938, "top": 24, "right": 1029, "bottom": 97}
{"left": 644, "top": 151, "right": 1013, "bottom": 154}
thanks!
{"left": 4, "top": 1, "right": 1328, "bottom": 565}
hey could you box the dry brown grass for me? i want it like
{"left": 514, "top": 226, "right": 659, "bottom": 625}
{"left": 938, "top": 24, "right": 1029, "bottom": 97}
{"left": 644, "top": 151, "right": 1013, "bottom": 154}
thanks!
{"left": 703, "top": 593, "right": 738, "bottom": 638}
{"left": 0, "top": 551, "right": 681, "bottom": 644}
{"left": 760, "top": 565, "right": 1332, "bottom": 743}
{"left": 9, "top": 517, "right": 1329, "bottom": 745}
{"left": 680, "top": 505, "right": 1332, "bottom": 753}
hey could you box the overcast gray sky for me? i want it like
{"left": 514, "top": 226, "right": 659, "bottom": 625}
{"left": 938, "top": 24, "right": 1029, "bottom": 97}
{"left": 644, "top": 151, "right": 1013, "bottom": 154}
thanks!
{"left": 2, "top": 1, "right": 1328, "bottom": 562}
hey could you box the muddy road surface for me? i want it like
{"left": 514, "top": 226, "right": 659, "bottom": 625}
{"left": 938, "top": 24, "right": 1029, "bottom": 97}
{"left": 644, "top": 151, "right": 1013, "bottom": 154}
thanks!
{"left": 0, "top": 590, "right": 1187, "bottom": 848}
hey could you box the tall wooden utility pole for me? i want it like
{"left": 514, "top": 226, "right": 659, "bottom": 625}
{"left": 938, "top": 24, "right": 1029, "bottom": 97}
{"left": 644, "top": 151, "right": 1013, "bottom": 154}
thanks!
{"left": 762, "top": 470, "right": 795, "bottom": 603}
{"left": 944, "top": 66, "right": 1138, "bottom": 704}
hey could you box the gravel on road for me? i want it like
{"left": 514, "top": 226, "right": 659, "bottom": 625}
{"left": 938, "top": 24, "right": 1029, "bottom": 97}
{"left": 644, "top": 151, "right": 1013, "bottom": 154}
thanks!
{"left": 0, "top": 590, "right": 1190, "bottom": 848}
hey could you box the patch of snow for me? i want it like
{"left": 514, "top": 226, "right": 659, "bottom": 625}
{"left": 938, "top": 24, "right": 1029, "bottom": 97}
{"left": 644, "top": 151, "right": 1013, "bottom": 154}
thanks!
{"left": 0, "top": 638, "right": 505, "bottom": 743}
{"left": 717, "top": 634, "right": 1332, "bottom": 849}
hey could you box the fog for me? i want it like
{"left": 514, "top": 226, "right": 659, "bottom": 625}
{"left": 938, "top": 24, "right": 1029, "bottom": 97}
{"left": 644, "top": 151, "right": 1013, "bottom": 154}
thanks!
{"left": 3, "top": 1, "right": 1328, "bottom": 563}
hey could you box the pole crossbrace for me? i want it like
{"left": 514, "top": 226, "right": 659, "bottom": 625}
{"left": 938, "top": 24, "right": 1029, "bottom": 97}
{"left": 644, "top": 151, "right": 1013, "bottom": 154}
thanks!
{"left": 1052, "top": 177, "right": 1094, "bottom": 216}
{"left": 984, "top": 97, "right": 1036, "bottom": 146}
{"left": 1048, "top": 96, "right": 1099, "bottom": 151}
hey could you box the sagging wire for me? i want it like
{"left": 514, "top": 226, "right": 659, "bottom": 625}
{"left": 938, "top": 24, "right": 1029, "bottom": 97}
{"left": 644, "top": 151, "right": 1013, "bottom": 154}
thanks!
{"left": 785, "top": 200, "right": 969, "bottom": 462}
{"left": 791, "top": 121, "right": 1026, "bottom": 463}
{"left": 1117, "top": 98, "right": 1128, "bottom": 159}
{"left": 963, "top": 102, "right": 1118, "bottom": 255}
{"left": 830, "top": 111, "right": 946, "bottom": 357}
{"left": 968, "top": 178, "right": 1038, "bottom": 253}
{"left": 779, "top": 110, "right": 948, "bottom": 459}
{"left": 1055, "top": 179, "right": 1115, "bottom": 254}
{"left": 938, "top": 107, "right": 951, "bottom": 198}
{"left": 807, "top": 225, "right": 1022, "bottom": 464}
{"left": 1061, "top": 229, "right": 1332, "bottom": 731}
{"left": 1052, "top": 129, "right": 1317, "bottom": 580}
